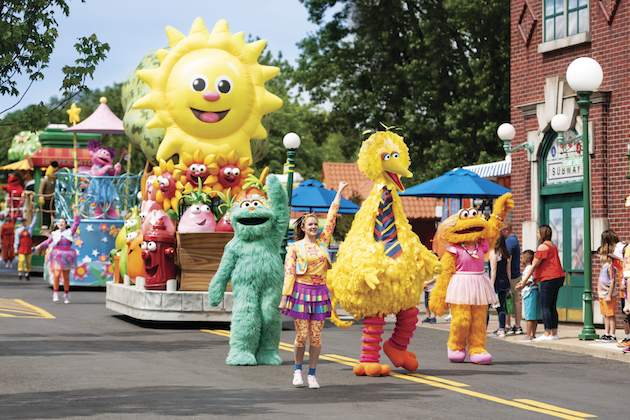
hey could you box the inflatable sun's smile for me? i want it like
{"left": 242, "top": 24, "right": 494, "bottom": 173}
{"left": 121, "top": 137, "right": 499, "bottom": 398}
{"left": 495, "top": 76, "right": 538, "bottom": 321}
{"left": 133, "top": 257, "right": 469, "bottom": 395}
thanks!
{"left": 133, "top": 18, "right": 283, "bottom": 164}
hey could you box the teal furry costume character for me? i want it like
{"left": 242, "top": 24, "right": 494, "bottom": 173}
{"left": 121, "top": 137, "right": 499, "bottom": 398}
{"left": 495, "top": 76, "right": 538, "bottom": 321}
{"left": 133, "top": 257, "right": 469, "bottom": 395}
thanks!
{"left": 208, "top": 174, "right": 289, "bottom": 365}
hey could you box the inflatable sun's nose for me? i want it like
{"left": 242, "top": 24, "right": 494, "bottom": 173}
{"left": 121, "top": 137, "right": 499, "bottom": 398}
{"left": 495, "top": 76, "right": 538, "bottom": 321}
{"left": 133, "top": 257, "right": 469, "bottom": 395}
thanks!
{"left": 203, "top": 91, "right": 220, "bottom": 102}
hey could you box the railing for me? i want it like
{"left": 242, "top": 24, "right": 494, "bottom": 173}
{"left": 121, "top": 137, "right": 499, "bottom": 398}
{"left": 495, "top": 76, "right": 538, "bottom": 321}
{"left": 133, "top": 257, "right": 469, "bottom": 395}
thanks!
{"left": 55, "top": 168, "right": 143, "bottom": 220}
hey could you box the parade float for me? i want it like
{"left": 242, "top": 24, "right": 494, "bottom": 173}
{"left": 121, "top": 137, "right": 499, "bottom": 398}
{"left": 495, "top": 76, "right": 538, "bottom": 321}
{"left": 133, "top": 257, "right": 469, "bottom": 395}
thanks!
{"left": 105, "top": 17, "right": 283, "bottom": 321}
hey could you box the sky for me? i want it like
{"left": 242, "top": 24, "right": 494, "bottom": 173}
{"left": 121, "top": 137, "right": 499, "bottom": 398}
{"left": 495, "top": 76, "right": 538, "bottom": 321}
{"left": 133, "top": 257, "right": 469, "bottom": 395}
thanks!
{"left": 0, "top": 0, "right": 329, "bottom": 115}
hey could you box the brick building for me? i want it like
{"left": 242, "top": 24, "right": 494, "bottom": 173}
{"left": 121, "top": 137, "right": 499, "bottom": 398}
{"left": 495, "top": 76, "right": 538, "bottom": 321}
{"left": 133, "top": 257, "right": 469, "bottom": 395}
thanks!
{"left": 509, "top": 0, "right": 628, "bottom": 325}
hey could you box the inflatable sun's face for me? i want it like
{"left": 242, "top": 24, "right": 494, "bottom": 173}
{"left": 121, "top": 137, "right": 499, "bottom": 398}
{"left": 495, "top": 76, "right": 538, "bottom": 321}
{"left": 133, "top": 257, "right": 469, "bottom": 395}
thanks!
{"left": 133, "top": 18, "right": 283, "bottom": 164}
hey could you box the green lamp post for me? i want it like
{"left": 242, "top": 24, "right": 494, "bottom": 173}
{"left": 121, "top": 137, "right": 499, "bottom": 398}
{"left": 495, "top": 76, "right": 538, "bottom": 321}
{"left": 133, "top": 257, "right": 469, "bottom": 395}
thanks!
{"left": 562, "top": 57, "right": 603, "bottom": 340}
{"left": 280, "top": 132, "right": 301, "bottom": 262}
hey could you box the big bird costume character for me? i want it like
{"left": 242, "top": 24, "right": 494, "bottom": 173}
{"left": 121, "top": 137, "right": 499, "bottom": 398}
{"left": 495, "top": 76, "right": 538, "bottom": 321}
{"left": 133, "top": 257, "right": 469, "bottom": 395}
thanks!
{"left": 429, "top": 193, "right": 514, "bottom": 365}
{"left": 328, "top": 129, "right": 442, "bottom": 377}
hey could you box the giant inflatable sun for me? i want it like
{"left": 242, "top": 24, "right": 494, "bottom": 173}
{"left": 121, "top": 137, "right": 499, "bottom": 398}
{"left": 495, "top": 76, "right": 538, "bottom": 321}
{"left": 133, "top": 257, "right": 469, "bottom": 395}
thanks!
{"left": 133, "top": 18, "right": 283, "bottom": 164}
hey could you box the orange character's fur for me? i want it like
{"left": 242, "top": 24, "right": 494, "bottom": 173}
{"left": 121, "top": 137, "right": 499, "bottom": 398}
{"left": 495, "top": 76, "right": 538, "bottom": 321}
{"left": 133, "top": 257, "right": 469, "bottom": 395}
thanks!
{"left": 430, "top": 193, "right": 513, "bottom": 364}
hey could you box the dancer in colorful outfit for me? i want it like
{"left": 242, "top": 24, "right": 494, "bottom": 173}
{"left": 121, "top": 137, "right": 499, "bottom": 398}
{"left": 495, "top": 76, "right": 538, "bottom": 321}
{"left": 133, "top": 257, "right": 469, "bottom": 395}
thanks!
{"left": 34, "top": 205, "right": 80, "bottom": 304}
{"left": 1, "top": 216, "right": 16, "bottom": 268}
{"left": 279, "top": 181, "right": 347, "bottom": 389}
{"left": 14, "top": 209, "right": 39, "bottom": 280}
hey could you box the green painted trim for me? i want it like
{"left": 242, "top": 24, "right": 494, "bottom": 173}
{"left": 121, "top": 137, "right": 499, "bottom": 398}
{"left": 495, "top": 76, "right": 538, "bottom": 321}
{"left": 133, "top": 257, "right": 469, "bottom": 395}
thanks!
{"left": 540, "top": 183, "right": 583, "bottom": 195}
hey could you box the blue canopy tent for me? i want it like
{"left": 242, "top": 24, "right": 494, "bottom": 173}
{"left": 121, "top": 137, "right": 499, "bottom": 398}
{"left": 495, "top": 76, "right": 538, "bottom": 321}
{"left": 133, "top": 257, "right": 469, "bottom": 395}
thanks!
{"left": 290, "top": 179, "right": 360, "bottom": 214}
{"left": 400, "top": 168, "right": 510, "bottom": 199}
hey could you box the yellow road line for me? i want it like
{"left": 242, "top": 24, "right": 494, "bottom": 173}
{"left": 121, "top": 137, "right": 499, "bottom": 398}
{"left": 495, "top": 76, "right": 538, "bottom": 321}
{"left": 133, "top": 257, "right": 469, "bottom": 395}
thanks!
{"left": 201, "top": 329, "right": 596, "bottom": 419}
{"left": 514, "top": 399, "right": 597, "bottom": 418}
{"left": 0, "top": 299, "right": 55, "bottom": 319}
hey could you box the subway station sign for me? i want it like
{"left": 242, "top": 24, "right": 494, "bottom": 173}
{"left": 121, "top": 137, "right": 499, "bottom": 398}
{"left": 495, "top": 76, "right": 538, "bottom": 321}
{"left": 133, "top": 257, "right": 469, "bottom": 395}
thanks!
{"left": 546, "top": 130, "right": 583, "bottom": 185}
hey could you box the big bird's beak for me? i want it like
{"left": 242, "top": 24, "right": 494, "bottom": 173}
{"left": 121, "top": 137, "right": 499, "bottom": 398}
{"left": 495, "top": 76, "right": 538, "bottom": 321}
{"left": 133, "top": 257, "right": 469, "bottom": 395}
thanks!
{"left": 382, "top": 159, "right": 412, "bottom": 192}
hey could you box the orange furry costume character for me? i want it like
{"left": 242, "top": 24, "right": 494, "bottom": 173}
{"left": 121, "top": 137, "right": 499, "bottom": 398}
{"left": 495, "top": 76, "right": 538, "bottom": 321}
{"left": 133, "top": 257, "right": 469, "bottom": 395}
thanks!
{"left": 429, "top": 193, "right": 513, "bottom": 364}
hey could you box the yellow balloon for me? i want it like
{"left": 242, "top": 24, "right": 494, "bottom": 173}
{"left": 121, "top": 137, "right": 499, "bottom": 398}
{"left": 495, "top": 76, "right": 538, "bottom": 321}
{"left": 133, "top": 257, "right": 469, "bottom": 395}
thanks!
{"left": 132, "top": 18, "right": 283, "bottom": 165}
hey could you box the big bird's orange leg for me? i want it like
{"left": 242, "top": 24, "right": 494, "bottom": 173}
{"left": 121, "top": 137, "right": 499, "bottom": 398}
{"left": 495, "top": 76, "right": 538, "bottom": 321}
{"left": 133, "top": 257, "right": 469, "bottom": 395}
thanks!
{"left": 383, "top": 307, "right": 419, "bottom": 372}
{"left": 468, "top": 305, "right": 492, "bottom": 364}
{"left": 353, "top": 317, "right": 391, "bottom": 376}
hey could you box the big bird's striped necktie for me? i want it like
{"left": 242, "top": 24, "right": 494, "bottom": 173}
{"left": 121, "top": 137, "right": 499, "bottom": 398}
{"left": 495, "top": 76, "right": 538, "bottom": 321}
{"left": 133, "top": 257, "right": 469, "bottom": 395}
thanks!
{"left": 374, "top": 187, "right": 402, "bottom": 259}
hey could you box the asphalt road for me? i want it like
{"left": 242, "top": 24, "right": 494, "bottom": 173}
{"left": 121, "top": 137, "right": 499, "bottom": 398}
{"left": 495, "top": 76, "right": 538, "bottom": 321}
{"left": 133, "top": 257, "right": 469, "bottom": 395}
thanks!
{"left": 0, "top": 273, "right": 626, "bottom": 420}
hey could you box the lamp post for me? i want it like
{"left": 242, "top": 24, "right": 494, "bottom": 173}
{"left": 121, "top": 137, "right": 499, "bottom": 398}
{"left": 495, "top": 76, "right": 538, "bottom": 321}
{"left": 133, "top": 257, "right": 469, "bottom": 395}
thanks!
{"left": 280, "top": 132, "right": 301, "bottom": 262}
{"left": 564, "top": 57, "right": 603, "bottom": 340}
{"left": 498, "top": 123, "right": 534, "bottom": 155}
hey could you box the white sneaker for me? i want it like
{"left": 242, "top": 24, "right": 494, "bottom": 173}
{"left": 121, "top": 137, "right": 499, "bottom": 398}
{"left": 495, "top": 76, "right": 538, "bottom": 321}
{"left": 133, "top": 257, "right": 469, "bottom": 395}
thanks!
{"left": 64, "top": 293, "right": 70, "bottom": 304}
{"left": 533, "top": 335, "right": 553, "bottom": 341}
{"left": 52, "top": 292, "right": 59, "bottom": 302}
{"left": 308, "top": 375, "right": 320, "bottom": 389}
{"left": 292, "top": 370, "right": 303, "bottom": 387}
{"left": 551, "top": 335, "right": 559, "bottom": 340}
{"left": 444, "top": 314, "right": 452, "bottom": 322}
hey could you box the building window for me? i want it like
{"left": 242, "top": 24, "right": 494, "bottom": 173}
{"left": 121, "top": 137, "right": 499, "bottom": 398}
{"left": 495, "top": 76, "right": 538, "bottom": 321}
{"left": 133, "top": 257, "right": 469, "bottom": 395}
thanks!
{"left": 544, "top": 0, "right": 589, "bottom": 42}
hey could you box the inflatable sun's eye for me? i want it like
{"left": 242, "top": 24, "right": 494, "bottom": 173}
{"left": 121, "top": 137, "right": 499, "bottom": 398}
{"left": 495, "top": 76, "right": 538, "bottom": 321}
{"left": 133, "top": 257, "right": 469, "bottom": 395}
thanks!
{"left": 147, "top": 241, "right": 157, "bottom": 252}
{"left": 382, "top": 153, "right": 391, "bottom": 161}
{"left": 224, "top": 168, "right": 233, "bottom": 176}
{"left": 141, "top": 241, "right": 148, "bottom": 250}
{"left": 240, "top": 201, "right": 251, "bottom": 208}
{"left": 459, "top": 210, "right": 469, "bottom": 219}
{"left": 215, "top": 76, "right": 233, "bottom": 94}
{"left": 190, "top": 164, "right": 199, "bottom": 172}
{"left": 232, "top": 167, "right": 240, "bottom": 176}
{"left": 201, "top": 204, "right": 211, "bottom": 213}
{"left": 392, "top": 152, "right": 400, "bottom": 159}
{"left": 191, "top": 205, "right": 201, "bottom": 214}
{"left": 190, "top": 74, "right": 209, "bottom": 92}
{"left": 198, "top": 165, "right": 207, "bottom": 174}
{"left": 469, "top": 209, "right": 478, "bottom": 216}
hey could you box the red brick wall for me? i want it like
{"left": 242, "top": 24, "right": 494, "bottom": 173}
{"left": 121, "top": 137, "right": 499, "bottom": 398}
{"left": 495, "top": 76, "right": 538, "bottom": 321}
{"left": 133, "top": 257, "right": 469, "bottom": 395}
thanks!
{"left": 510, "top": 1, "right": 630, "bottom": 327}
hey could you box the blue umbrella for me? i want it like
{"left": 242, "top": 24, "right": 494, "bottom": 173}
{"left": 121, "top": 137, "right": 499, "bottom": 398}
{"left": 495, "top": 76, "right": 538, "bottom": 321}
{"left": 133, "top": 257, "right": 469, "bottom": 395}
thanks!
{"left": 400, "top": 168, "right": 510, "bottom": 199}
{"left": 290, "top": 179, "right": 361, "bottom": 214}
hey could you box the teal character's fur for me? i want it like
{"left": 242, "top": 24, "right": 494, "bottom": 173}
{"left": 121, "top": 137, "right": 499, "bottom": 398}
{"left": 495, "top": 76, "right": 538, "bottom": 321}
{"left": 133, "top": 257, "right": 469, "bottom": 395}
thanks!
{"left": 208, "top": 175, "right": 289, "bottom": 365}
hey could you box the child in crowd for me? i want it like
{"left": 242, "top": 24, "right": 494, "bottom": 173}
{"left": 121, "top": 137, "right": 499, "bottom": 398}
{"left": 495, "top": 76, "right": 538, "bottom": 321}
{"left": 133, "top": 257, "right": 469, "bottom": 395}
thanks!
{"left": 421, "top": 275, "right": 437, "bottom": 324}
{"left": 14, "top": 210, "right": 38, "bottom": 281}
{"left": 600, "top": 230, "right": 630, "bottom": 345}
{"left": 516, "top": 250, "right": 540, "bottom": 341}
{"left": 597, "top": 248, "right": 618, "bottom": 342}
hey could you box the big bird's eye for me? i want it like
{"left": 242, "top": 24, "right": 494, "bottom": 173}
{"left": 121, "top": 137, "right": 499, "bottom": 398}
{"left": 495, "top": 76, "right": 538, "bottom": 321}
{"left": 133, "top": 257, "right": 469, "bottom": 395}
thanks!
{"left": 459, "top": 210, "right": 469, "bottom": 219}
{"left": 392, "top": 152, "right": 400, "bottom": 159}
{"left": 382, "top": 153, "right": 391, "bottom": 161}
{"left": 190, "top": 164, "right": 199, "bottom": 172}
{"left": 190, "top": 74, "right": 209, "bottom": 92}
{"left": 240, "top": 201, "right": 252, "bottom": 208}
{"left": 469, "top": 209, "right": 478, "bottom": 216}
{"left": 215, "top": 76, "right": 233, "bottom": 94}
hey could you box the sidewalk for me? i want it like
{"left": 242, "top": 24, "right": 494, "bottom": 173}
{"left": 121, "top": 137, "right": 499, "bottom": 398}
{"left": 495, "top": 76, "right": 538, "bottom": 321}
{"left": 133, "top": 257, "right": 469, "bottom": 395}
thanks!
{"left": 418, "top": 312, "right": 630, "bottom": 364}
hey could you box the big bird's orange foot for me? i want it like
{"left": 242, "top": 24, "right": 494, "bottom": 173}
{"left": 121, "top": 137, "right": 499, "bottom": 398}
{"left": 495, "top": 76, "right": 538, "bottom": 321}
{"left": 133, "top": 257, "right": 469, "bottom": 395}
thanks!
{"left": 353, "top": 362, "right": 391, "bottom": 376}
{"left": 383, "top": 340, "right": 419, "bottom": 372}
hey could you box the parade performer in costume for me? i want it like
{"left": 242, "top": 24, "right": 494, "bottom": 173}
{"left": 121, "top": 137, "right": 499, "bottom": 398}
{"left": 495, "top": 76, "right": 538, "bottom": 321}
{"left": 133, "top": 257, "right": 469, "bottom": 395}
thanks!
{"left": 327, "top": 129, "right": 442, "bottom": 376}
{"left": 279, "top": 181, "right": 347, "bottom": 389}
{"left": 38, "top": 162, "right": 58, "bottom": 229}
{"left": 429, "top": 194, "right": 514, "bottom": 364}
{"left": 1, "top": 216, "right": 16, "bottom": 268}
{"left": 87, "top": 140, "right": 121, "bottom": 218}
{"left": 34, "top": 204, "right": 80, "bottom": 304}
{"left": 14, "top": 209, "right": 39, "bottom": 280}
{"left": 208, "top": 174, "right": 289, "bottom": 366}
{"left": 2, "top": 173, "right": 24, "bottom": 218}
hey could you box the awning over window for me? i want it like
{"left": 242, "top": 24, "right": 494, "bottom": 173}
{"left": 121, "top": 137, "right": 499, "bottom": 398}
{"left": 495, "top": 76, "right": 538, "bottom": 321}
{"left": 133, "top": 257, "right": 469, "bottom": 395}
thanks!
{"left": 462, "top": 159, "right": 511, "bottom": 178}
{"left": 28, "top": 148, "right": 92, "bottom": 168}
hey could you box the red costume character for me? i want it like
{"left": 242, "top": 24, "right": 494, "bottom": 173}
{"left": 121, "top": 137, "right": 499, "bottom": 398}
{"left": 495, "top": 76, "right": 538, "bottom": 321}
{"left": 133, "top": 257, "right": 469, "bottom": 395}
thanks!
{"left": 1, "top": 217, "right": 15, "bottom": 267}
{"left": 141, "top": 219, "right": 176, "bottom": 290}
{"left": 2, "top": 174, "right": 24, "bottom": 218}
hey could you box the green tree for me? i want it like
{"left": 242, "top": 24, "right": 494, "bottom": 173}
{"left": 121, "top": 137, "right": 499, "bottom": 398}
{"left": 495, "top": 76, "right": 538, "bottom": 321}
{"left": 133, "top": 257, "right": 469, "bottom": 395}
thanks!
{"left": 0, "top": 0, "right": 109, "bottom": 132}
{"left": 295, "top": 0, "right": 510, "bottom": 183}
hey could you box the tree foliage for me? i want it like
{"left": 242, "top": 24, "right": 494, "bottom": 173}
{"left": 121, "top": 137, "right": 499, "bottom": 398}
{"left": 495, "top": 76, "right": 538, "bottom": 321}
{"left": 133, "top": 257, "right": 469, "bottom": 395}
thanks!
{"left": 295, "top": 0, "right": 510, "bottom": 183}
{"left": 0, "top": 0, "right": 109, "bottom": 131}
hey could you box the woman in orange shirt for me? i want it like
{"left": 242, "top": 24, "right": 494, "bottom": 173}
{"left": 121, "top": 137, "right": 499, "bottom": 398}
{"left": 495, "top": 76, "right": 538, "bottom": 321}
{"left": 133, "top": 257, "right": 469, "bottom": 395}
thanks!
{"left": 518, "top": 225, "right": 565, "bottom": 341}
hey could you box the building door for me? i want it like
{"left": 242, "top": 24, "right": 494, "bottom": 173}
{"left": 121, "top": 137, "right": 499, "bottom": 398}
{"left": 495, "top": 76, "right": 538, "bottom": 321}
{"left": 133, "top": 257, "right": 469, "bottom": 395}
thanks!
{"left": 542, "top": 193, "right": 584, "bottom": 322}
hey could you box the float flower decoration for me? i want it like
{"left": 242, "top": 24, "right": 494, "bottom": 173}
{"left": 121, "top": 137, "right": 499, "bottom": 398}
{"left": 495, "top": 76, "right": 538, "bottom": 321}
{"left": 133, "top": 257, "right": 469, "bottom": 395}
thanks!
{"left": 205, "top": 150, "right": 253, "bottom": 196}
{"left": 153, "top": 158, "right": 183, "bottom": 213}
{"left": 174, "top": 149, "right": 214, "bottom": 194}
{"left": 102, "top": 261, "right": 114, "bottom": 280}
{"left": 73, "top": 263, "right": 89, "bottom": 282}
